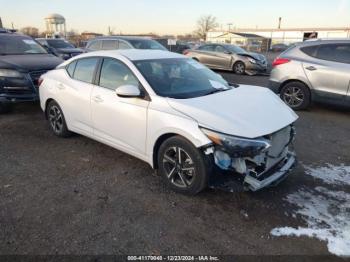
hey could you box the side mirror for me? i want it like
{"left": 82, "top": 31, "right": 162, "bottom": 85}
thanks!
{"left": 116, "top": 85, "right": 141, "bottom": 98}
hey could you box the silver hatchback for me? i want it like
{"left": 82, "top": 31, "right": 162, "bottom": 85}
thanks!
{"left": 268, "top": 39, "right": 350, "bottom": 110}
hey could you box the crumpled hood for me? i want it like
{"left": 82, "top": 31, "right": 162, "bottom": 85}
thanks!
{"left": 167, "top": 86, "right": 298, "bottom": 139}
{"left": 238, "top": 52, "right": 266, "bottom": 63}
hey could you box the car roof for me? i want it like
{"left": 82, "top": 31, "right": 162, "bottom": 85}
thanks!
{"left": 70, "top": 49, "right": 184, "bottom": 61}
{"left": 90, "top": 36, "right": 154, "bottom": 41}
{"left": 295, "top": 39, "right": 350, "bottom": 47}
{"left": 0, "top": 32, "right": 31, "bottom": 38}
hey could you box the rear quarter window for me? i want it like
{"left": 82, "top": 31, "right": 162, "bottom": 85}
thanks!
{"left": 66, "top": 61, "right": 77, "bottom": 77}
{"left": 300, "top": 45, "right": 318, "bottom": 57}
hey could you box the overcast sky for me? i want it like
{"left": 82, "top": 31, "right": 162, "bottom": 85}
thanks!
{"left": 1, "top": 0, "right": 350, "bottom": 35}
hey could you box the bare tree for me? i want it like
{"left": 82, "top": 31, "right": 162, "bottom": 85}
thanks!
{"left": 20, "top": 27, "right": 39, "bottom": 38}
{"left": 194, "top": 15, "right": 218, "bottom": 41}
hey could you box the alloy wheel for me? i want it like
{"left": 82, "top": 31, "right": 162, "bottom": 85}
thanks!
{"left": 283, "top": 86, "right": 305, "bottom": 107}
{"left": 162, "top": 146, "right": 196, "bottom": 188}
{"left": 234, "top": 63, "right": 245, "bottom": 74}
{"left": 48, "top": 105, "right": 64, "bottom": 134}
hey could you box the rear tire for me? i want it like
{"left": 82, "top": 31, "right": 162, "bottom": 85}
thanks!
{"left": 157, "top": 136, "right": 211, "bottom": 195}
{"left": 233, "top": 61, "right": 245, "bottom": 75}
{"left": 0, "top": 102, "right": 12, "bottom": 114}
{"left": 280, "top": 82, "right": 311, "bottom": 110}
{"left": 46, "top": 100, "right": 72, "bottom": 138}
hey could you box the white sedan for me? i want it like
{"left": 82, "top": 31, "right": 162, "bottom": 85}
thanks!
{"left": 39, "top": 50, "right": 298, "bottom": 195}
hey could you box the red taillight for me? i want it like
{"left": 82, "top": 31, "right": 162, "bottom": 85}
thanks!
{"left": 38, "top": 77, "right": 44, "bottom": 87}
{"left": 183, "top": 49, "right": 190, "bottom": 55}
{"left": 272, "top": 58, "right": 291, "bottom": 67}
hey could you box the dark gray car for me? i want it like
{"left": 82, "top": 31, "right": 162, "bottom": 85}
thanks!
{"left": 184, "top": 43, "right": 267, "bottom": 75}
{"left": 269, "top": 39, "right": 350, "bottom": 110}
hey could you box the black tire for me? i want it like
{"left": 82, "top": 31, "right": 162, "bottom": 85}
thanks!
{"left": 0, "top": 102, "right": 12, "bottom": 114}
{"left": 280, "top": 81, "right": 311, "bottom": 110}
{"left": 157, "top": 136, "right": 211, "bottom": 195}
{"left": 233, "top": 61, "right": 245, "bottom": 75}
{"left": 46, "top": 100, "right": 72, "bottom": 138}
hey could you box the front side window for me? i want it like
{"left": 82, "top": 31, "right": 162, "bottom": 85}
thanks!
{"left": 118, "top": 40, "right": 131, "bottom": 49}
{"left": 73, "top": 58, "right": 99, "bottom": 83}
{"left": 134, "top": 58, "right": 230, "bottom": 99}
{"left": 99, "top": 58, "right": 139, "bottom": 90}
{"left": 215, "top": 45, "right": 227, "bottom": 53}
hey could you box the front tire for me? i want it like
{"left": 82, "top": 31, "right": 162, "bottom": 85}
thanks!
{"left": 157, "top": 136, "right": 211, "bottom": 195}
{"left": 46, "top": 100, "right": 72, "bottom": 137}
{"left": 233, "top": 61, "right": 245, "bottom": 75}
{"left": 280, "top": 82, "right": 311, "bottom": 110}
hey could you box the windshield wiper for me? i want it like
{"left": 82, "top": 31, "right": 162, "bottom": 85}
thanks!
{"left": 205, "top": 88, "right": 229, "bottom": 96}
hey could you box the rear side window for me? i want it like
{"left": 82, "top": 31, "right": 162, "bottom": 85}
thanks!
{"left": 72, "top": 58, "right": 99, "bottom": 83}
{"left": 87, "top": 40, "right": 101, "bottom": 50}
{"left": 198, "top": 45, "right": 214, "bottom": 51}
{"left": 101, "top": 40, "right": 117, "bottom": 50}
{"left": 66, "top": 61, "right": 77, "bottom": 77}
{"left": 300, "top": 45, "right": 318, "bottom": 57}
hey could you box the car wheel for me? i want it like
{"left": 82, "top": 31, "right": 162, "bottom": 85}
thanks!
{"left": 157, "top": 136, "right": 211, "bottom": 195}
{"left": 233, "top": 61, "right": 245, "bottom": 75}
{"left": 280, "top": 82, "right": 311, "bottom": 110}
{"left": 0, "top": 102, "right": 12, "bottom": 114}
{"left": 46, "top": 100, "right": 72, "bottom": 137}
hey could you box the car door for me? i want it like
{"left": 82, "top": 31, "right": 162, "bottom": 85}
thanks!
{"left": 91, "top": 57, "right": 149, "bottom": 156}
{"left": 208, "top": 45, "right": 232, "bottom": 69}
{"left": 58, "top": 57, "right": 99, "bottom": 135}
{"left": 302, "top": 43, "right": 350, "bottom": 100}
{"left": 195, "top": 45, "right": 216, "bottom": 67}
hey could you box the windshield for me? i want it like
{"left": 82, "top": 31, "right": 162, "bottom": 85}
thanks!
{"left": 128, "top": 39, "right": 167, "bottom": 50}
{"left": 134, "top": 58, "right": 230, "bottom": 99}
{"left": 225, "top": 45, "right": 247, "bottom": 54}
{"left": 47, "top": 39, "right": 75, "bottom": 49}
{"left": 0, "top": 36, "right": 47, "bottom": 55}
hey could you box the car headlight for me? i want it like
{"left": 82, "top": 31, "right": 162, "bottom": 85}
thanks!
{"left": 0, "top": 69, "right": 23, "bottom": 78}
{"left": 200, "top": 127, "right": 271, "bottom": 158}
{"left": 247, "top": 57, "right": 257, "bottom": 64}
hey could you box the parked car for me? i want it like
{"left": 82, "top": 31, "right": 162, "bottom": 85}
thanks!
{"left": 39, "top": 50, "right": 297, "bottom": 195}
{"left": 269, "top": 39, "right": 350, "bottom": 110}
{"left": 184, "top": 43, "right": 268, "bottom": 75}
{"left": 0, "top": 30, "right": 62, "bottom": 113}
{"left": 270, "top": 43, "right": 289, "bottom": 52}
{"left": 85, "top": 36, "right": 168, "bottom": 52}
{"left": 36, "top": 38, "right": 84, "bottom": 60}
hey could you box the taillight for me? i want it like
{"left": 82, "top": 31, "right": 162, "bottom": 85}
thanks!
{"left": 272, "top": 58, "right": 291, "bottom": 67}
{"left": 183, "top": 49, "right": 190, "bottom": 55}
{"left": 38, "top": 77, "right": 44, "bottom": 87}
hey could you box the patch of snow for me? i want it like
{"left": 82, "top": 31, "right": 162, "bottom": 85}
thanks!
{"left": 271, "top": 164, "right": 350, "bottom": 257}
{"left": 304, "top": 164, "right": 350, "bottom": 186}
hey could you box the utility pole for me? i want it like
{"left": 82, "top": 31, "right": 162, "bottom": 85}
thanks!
{"left": 0, "top": 17, "right": 3, "bottom": 28}
{"left": 227, "top": 23, "right": 233, "bottom": 32}
{"left": 278, "top": 17, "right": 282, "bottom": 29}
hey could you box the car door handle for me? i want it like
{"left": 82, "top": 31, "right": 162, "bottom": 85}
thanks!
{"left": 305, "top": 66, "right": 317, "bottom": 71}
{"left": 57, "top": 83, "right": 66, "bottom": 90}
{"left": 92, "top": 95, "right": 104, "bottom": 103}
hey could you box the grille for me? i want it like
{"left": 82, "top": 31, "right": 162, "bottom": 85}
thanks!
{"left": 29, "top": 70, "right": 47, "bottom": 87}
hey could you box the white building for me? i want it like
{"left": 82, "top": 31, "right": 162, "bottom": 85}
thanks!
{"left": 208, "top": 27, "right": 350, "bottom": 45}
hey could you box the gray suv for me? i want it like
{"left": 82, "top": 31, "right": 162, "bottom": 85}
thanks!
{"left": 85, "top": 36, "right": 167, "bottom": 52}
{"left": 269, "top": 39, "right": 350, "bottom": 110}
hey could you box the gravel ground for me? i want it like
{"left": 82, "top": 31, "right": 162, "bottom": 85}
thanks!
{"left": 0, "top": 73, "right": 349, "bottom": 260}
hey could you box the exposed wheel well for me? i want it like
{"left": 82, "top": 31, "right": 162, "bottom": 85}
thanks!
{"left": 152, "top": 133, "right": 178, "bottom": 169}
{"left": 44, "top": 98, "right": 55, "bottom": 118}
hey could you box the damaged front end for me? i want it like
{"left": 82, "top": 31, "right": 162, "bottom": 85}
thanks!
{"left": 201, "top": 125, "right": 296, "bottom": 192}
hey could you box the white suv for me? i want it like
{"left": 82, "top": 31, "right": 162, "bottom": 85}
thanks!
{"left": 39, "top": 50, "right": 298, "bottom": 195}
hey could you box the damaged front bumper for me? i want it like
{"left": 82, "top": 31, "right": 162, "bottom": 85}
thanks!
{"left": 243, "top": 152, "right": 296, "bottom": 191}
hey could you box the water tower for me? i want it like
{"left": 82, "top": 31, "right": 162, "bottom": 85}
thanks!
{"left": 45, "top": 13, "right": 66, "bottom": 38}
